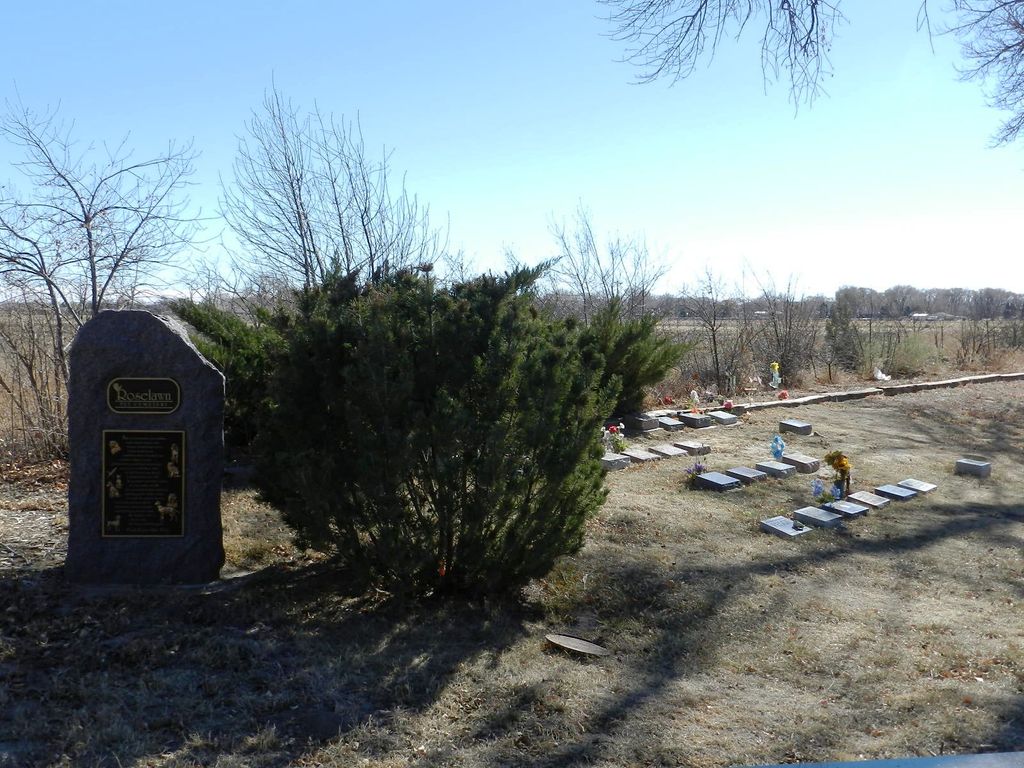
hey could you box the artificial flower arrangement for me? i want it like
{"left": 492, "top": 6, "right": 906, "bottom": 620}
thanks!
{"left": 823, "top": 450, "right": 853, "bottom": 498}
{"left": 602, "top": 423, "right": 627, "bottom": 454}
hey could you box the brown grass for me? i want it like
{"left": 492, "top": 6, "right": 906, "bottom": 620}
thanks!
{"left": 1, "top": 382, "right": 1023, "bottom": 766}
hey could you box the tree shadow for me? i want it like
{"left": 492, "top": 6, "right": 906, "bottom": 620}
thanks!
{"left": 456, "top": 501, "right": 1024, "bottom": 767}
{"left": 0, "top": 561, "right": 528, "bottom": 766}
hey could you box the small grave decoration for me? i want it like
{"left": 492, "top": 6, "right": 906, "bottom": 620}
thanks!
{"left": 811, "top": 477, "right": 835, "bottom": 504}
{"left": 684, "top": 460, "right": 708, "bottom": 489}
{"left": 602, "top": 423, "right": 626, "bottom": 453}
{"left": 688, "top": 388, "right": 700, "bottom": 413}
{"left": 771, "top": 435, "right": 786, "bottom": 460}
{"left": 722, "top": 399, "right": 734, "bottom": 410}
{"left": 777, "top": 389, "right": 789, "bottom": 400}
{"left": 770, "top": 361, "right": 782, "bottom": 388}
{"left": 824, "top": 450, "right": 852, "bottom": 498}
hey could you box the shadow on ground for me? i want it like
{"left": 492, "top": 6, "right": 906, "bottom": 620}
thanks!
{"left": 0, "top": 561, "right": 529, "bottom": 766}
{"left": 417, "top": 500, "right": 1024, "bottom": 767}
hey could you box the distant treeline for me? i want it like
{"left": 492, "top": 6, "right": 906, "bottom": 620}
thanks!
{"left": 650, "top": 286, "right": 1024, "bottom": 322}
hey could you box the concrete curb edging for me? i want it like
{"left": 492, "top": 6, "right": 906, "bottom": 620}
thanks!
{"left": 729, "top": 372, "right": 1024, "bottom": 414}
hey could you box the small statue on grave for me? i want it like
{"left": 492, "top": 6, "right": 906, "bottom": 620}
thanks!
{"left": 771, "top": 435, "right": 785, "bottom": 460}
{"left": 770, "top": 361, "right": 782, "bottom": 389}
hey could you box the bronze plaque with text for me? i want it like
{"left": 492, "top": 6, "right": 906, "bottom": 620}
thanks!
{"left": 102, "top": 430, "right": 185, "bottom": 537}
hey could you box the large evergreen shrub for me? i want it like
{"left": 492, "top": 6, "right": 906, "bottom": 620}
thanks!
{"left": 255, "top": 267, "right": 616, "bottom": 596}
{"left": 172, "top": 300, "right": 285, "bottom": 449}
{"left": 585, "top": 300, "right": 687, "bottom": 414}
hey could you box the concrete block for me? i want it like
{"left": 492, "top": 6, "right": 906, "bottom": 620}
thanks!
{"left": 822, "top": 499, "right": 869, "bottom": 518}
{"left": 622, "top": 448, "right": 661, "bottom": 463}
{"left": 793, "top": 506, "right": 844, "bottom": 529}
{"left": 648, "top": 443, "right": 687, "bottom": 458}
{"left": 779, "top": 419, "right": 812, "bottom": 435}
{"left": 755, "top": 460, "right": 796, "bottom": 478}
{"left": 898, "top": 478, "right": 937, "bottom": 494}
{"left": 695, "top": 471, "right": 741, "bottom": 492}
{"left": 955, "top": 458, "right": 991, "bottom": 478}
{"left": 601, "top": 453, "right": 631, "bottom": 471}
{"left": 707, "top": 410, "right": 738, "bottom": 425}
{"left": 673, "top": 440, "right": 710, "bottom": 456}
{"left": 680, "top": 412, "right": 712, "bottom": 429}
{"left": 725, "top": 466, "right": 768, "bottom": 484}
{"left": 780, "top": 452, "right": 821, "bottom": 474}
{"left": 760, "top": 515, "right": 812, "bottom": 538}
{"left": 846, "top": 491, "right": 891, "bottom": 509}
{"left": 875, "top": 483, "right": 918, "bottom": 501}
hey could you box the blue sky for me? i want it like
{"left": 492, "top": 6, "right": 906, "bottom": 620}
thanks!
{"left": 2, "top": 1, "right": 1022, "bottom": 297}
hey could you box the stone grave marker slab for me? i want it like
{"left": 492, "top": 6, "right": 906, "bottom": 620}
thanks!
{"left": 622, "top": 448, "right": 661, "bottom": 463}
{"left": 760, "top": 515, "right": 812, "bottom": 538}
{"left": 793, "top": 506, "right": 844, "bottom": 529}
{"left": 623, "top": 413, "right": 660, "bottom": 432}
{"left": 673, "top": 440, "right": 710, "bottom": 456}
{"left": 649, "top": 443, "right": 687, "bottom": 458}
{"left": 680, "top": 412, "right": 713, "bottom": 429}
{"left": 695, "top": 471, "right": 741, "bottom": 492}
{"left": 725, "top": 466, "right": 768, "bottom": 484}
{"left": 602, "top": 453, "right": 631, "bottom": 471}
{"left": 755, "top": 460, "right": 796, "bottom": 478}
{"left": 875, "top": 484, "right": 918, "bottom": 501}
{"left": 707, "top": 410, "right": 738, "bottom": 426}
{"left": 780, "top": 452, "right": 820, "bottom": 473}
{"left": 955, "top": 458, "right": 992, "bottom": 478}
{"left": 847, "top": 490, "right": 891, "bottom": 509}
{"left": 822, "top": 499, "right": 869, "bottom": 518}
{"left": 657, "top": 416, "right": 684, "bottom": 431}
{"left": 66, "top": 310, "right": 225, "bottom": 584}
{"left": 898, "top": 478, "right": 937, "bottom": 494}
{"left": 779, "top": 419, "right": 812, "bottom": 435}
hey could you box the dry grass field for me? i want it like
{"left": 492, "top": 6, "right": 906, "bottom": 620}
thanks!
{"left": 0, "top": 381, "right": 1022, "bottom": 766}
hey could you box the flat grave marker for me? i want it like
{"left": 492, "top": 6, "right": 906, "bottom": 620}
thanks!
{"left": 673, "top": 440, "right": 710, "bottom": 456}
{"left": 725, "top": 466, "right": 768, "bottom": 484}
{"left": 822, "top": 499, "right": 869, "bottom": 518}
{"left": 679, "top": 412, "right": 713, "bottom": 429}
{"left": 875, "top": 484, "right": 918, "bottom": 501}
{"left": 602, "top": 453, "right": 631, "bottom": 471}
{"left": 707, "top": 410, "right": 738, "bottom": 426}
{"left": 793, "top": 506, "right": 844, "bottom": 529}
{"left": 657, "top": 416, "right": 685, "bottom": 431}
{"left": 898, "top": 478, "right": 937, "bottom": 494}
{"left": 649, "top": 443, "right": 688, "bottom": 458}
{"left": 695, "top": 471, "right": 741, "bottom": 492}
{"left": 755, "top": 460, "right": 796, "bottom": 478}
{"left": 779, "top": 419, "right": 812, "bottom": 435}
{"left": 780, "top": 452, "right": 821, "bottom": 474}
{"left": 955, "top": 458, "right": 992, "bottom": 478}
{"left": 623, "top": 413, "right": 660, "bottom": 432}
{"left": 622, "top": 448, "right": 661, "bottom": 464}
{"left": 760, "top": 515, "right": 812, "bottom": 538}
{"left": 847, "top": 490, "right": 891, "bottom": 509}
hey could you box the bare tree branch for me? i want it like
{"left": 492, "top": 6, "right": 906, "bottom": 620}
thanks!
{"left": 221, "top": 89, "right": 445, "bottom": 292}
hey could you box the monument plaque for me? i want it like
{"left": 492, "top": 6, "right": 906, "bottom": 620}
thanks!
{"left": 102, "top": 430, "right": 185, "bottom": 537}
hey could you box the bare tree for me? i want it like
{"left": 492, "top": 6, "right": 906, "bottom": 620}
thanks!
{"left": 221, "top": 89, "right": 443, "bottom": 293}
{"left": 602, "top": 1, "right": 1024, "bottom": 142}
{"left": 547, "top": 205, "right": 666, "bottom": 322}
{"left": 602, "top": 0, "right": 844, "bottom": 103}
{"left": 680, "top": 268, "right": 734, "bottom": 391}
{"left": 945, "top": 2, "right": 1024, "bottom": 144}
{"left": 0, "top": 104, "right": 197, "bottom": 456}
